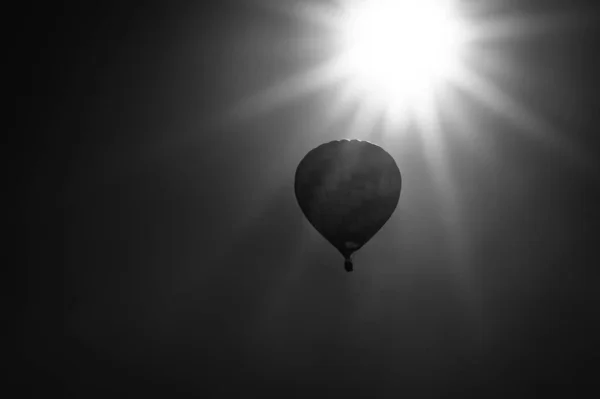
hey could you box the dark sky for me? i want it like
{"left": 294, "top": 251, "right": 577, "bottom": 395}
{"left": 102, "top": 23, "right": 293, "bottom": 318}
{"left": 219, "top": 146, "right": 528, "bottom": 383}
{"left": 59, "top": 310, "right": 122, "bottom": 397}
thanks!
{"left": 19, "top": 0, "right": 599, "bottom": 397}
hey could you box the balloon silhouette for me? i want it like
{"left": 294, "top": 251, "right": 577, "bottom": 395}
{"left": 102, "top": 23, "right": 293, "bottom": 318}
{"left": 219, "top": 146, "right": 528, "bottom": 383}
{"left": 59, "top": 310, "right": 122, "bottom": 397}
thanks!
{"left": 295, "top": 139, "right": 402, "bottom": 272}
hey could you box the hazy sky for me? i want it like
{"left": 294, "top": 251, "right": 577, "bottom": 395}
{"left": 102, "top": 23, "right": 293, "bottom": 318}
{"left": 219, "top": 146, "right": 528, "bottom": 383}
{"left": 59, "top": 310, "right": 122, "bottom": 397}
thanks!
{"left": 20, "top": 0, "right": 599, "bottom": 396}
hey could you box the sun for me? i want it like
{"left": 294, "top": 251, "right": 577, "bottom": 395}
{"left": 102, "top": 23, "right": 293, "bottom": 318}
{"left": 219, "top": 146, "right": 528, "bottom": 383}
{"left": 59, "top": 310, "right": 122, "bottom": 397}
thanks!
{"left": 232, "top": 0, "right": 473, "bottom": 125}
{"left": 337, "top": 0, "right": 467, "bottom": 112}
{"left": 231, "top": 0, "right": 594, "bottom": 173}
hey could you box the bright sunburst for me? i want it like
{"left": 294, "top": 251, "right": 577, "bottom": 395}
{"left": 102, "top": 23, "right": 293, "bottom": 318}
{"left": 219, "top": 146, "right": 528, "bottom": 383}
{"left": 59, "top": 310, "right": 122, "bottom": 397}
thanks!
{"left": 234, "top": 0, "right": 476, "bottom": 128}
{"left": 337, "top": 0, "right": 467, "bottom": 112}
{"left": 230, "top": 0, "right": 595, "bottom": 173}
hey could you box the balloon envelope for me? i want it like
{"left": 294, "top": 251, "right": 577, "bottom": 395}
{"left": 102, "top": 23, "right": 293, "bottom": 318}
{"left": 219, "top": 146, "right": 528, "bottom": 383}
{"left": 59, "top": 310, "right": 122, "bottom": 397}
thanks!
{"left": 294, "top": 139, "right": 401, "bottom": 268}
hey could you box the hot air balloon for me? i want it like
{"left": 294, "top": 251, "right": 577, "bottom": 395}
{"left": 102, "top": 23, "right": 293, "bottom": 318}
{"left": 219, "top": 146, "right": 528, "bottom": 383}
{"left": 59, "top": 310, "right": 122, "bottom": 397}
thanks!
{"left": 294, "top": 139, "right": 401, "bottom": 272}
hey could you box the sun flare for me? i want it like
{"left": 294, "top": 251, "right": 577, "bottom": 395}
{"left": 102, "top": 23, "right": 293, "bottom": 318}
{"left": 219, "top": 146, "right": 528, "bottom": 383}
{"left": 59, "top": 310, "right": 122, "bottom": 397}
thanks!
{"left": 231, "top": 0, "right": 594, "bottom": 172}
{"left": 337, "top": 0, "right": 468, "bottom": 113}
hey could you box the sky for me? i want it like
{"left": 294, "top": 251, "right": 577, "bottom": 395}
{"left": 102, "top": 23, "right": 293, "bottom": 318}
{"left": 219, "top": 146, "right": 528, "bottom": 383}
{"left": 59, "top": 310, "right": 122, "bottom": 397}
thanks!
{"left": 19, "top": 0, "right": 599, "bottom": 397}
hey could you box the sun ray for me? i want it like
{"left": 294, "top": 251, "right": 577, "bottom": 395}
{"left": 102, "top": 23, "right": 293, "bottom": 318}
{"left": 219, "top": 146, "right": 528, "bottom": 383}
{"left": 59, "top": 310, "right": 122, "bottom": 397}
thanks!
{"left": 415, "top": 95, "right": 460, "bottom": 229}
{"left": 324, "top": 81, "right": 362, "bottom": 128}
{"left": 254, "top": 0, "right": 345, "bottom": 30}
{"left": 453, "top": 68, "right": 600, "bottom": 174}
{"left": 438, "top": 86, "right": 499, "bottom": 168}
{"left": 381, "top": 108, "right": 404, "bottom": 141}
{"left": 469, "top": 7, "right": 598, "bottom": 43}
{"left": 344, "top": 93, "right": 382, "bottom": 140}
{"left": 229, "top": 59, "right": 343, "bottom": 120}
{"left": 414, "top": 91, "right": 483, "bottom": 330}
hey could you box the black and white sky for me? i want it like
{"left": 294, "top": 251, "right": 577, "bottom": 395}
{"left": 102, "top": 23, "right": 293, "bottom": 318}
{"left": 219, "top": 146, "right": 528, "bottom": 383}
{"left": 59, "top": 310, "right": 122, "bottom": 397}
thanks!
{"left": 19, "top": 0, "right": 599, "bottom": 397}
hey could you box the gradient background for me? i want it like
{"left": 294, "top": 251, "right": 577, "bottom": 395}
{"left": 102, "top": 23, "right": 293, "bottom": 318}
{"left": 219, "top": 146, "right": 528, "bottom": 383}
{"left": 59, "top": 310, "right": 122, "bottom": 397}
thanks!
{"left": 18, "top": 0, "right": 599, "bottom": 397}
